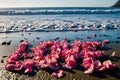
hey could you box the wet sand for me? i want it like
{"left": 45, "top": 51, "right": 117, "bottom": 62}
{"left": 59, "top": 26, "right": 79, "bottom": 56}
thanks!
{"left": 0, "top": 30, "right": 120, "bottom": 80}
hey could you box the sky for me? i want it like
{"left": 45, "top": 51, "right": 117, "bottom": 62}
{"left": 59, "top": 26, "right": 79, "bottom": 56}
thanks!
{"left": 0, "top": 0, "right": 118, "bottom": 8}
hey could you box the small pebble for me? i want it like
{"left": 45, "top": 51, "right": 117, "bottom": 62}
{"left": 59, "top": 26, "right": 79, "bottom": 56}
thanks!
{"left": 103, "top": 34, "right": 107, "bottom": 36}
{"left": 33, "top": 40, "right": 35, "bottom": 42}
{"left": 21, "top": 33, "right": 24, "bottom": 36}
{"left": 54, "top": 37, "right": 60, "bottom": 41}
{"left": 93, "top": 34, "right": 97, "bottom": 37}
{"left": 1, "top": 42, "right": 6, "bottom": 45}
{"left": 117, "top": 37, "right": 120, "bottom": 39}
{"left": 20, "top": 40, "right": 24, "bottom": 43}
{"left": 67, "top": 40, "right": 71, "bottom": 42}
{"left": 29, "top": 33, "right": 31, "bottom": 35}
{"left": 6, "top": 40, "right": 11, "bottom": 45}
{"left": 36, "top": 37, "right": 40, "bottom": 40}
{"left": 2, "top": 56, "right": 8, "bottom": 58}
{"left": 1, "top": 59, "right": 4, "bottom": 63}
{"left": 115, "top": 41, "right": 120, "bottom": 43}
{"left": 87, "top": 36, "right": 92, "bottom": 39}
{"left": 24, "top": 38, "right": 28, "bottom": 40}
{"left": 46, "top": 31, "right": 50, "bottom": 32}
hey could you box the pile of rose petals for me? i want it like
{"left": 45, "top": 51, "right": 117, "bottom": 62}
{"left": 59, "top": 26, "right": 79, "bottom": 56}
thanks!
{"left": 5, "top": 39, "right": 116, "bottom": 78}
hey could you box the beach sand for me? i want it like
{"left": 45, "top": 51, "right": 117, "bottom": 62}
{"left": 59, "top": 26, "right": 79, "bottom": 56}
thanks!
{"left": 0, "top": 30, "right": 120, "bottom": 80}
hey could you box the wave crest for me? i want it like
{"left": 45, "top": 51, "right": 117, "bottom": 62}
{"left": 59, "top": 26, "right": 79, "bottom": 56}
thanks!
{"left": 0, "top": 8, "right": 120, "bottom": 15}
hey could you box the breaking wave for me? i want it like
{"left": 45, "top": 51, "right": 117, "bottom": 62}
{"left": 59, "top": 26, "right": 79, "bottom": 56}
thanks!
{"left": 0, "top": 7, "right": 120, "bottom": 15}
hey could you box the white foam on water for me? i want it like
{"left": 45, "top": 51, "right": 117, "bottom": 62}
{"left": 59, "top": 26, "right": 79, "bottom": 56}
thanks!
{"left": 0, "top": 14, "right": 119, "bottom": 33}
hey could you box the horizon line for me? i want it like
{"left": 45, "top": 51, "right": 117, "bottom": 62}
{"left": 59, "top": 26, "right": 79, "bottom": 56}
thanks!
{"left": 0, "top": 6, "right": 114, "bottom": 8}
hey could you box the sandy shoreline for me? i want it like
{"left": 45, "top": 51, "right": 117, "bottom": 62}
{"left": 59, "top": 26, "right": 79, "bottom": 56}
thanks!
{"left": 0, "top": 30, "right": 120, "bottom": 80}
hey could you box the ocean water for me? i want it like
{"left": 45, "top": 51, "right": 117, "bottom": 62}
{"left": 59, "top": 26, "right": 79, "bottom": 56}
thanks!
{"left": 0, "top": 7, "right": 120, "bottom": 32}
